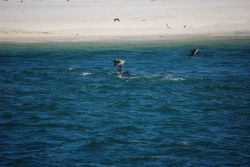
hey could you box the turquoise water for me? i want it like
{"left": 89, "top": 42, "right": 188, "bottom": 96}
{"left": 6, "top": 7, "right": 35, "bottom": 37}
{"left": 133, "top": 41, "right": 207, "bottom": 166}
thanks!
{"left": 1, "top": 39, "right": 250, "bottom": 166}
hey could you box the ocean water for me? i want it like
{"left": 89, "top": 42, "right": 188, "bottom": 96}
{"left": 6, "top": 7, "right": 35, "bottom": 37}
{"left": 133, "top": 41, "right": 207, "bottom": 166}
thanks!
{"left": 1, "top": 39, "right": 250, "bottom": 166}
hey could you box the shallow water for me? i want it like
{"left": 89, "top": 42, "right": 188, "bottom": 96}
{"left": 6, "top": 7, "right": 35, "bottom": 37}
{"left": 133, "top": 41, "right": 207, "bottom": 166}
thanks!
{"left": 1, "top": 39, "right": 250, "bottom": 166}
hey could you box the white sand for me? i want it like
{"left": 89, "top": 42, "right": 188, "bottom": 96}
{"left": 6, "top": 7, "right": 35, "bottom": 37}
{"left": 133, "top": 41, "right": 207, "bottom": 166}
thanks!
{"left": 1, "top": 0, "right": 250, "bottom": 42}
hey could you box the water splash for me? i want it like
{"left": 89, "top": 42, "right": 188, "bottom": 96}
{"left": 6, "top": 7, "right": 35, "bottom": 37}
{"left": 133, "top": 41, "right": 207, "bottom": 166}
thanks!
{"left": 163, "top": 74, "right": 185, "bottom": 81}
{"left": 80, "top": 72, "right": 91, "bottom": 77}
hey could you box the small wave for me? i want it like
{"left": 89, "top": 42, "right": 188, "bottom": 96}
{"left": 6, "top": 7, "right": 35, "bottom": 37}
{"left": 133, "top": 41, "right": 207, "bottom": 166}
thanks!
{"left": 123, "top": 73, "right": 159, "bottom": 80}
{"left": 65, "top": 67, "right": 82, "bottom": 73}
{"left": 68, "top": 67, "right": 74, "bottom": 71}
{"left": 122, "top": 73, "right": 185, "bottom": 82}
{"left": 126, "top": 76, "right": 141, "bottom": 79}
{"left": 178, "top": 141, "right": 191, "bottom": 146}
{"left": 80, "top": 72, "right": 91, "bottom": 77}
{"left": 107, "top": 71, "right": 114, "bottom": 75}
{"left": 163, "top": 74, "right": 185, "bottom": 81}
{"left": 128, "top": 73, "right": 185, "bottom": 82}
{"left": 143, "top": 74, "right": 160, "bottom": 79}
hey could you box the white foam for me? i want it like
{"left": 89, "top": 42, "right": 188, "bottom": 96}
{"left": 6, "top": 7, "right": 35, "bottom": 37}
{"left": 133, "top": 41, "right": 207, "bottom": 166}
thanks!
{"left": 80, "top": 72, "right": 91, "bottom": 77}
{"left": 128, "top": 76, "right": 141, "bottom": 79}
{"left": 110, "top": 72, "right": 185, "bottom": 82}
{"left": 143, "top": 74, "right": 160, "bottom": 79}
{"left": 163, "top": 74, "right": 185, "bottom": 81}
{"left": 68, "top": 67, "right": 74, "bottom": 71}
{"left": 178, "top": 141, "right": 190, "bottom": 146}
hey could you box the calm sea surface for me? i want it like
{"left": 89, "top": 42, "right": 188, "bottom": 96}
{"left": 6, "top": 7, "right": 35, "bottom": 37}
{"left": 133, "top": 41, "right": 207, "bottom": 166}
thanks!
{"left": 1, "top": 39, "right": 250, "bottom": 166}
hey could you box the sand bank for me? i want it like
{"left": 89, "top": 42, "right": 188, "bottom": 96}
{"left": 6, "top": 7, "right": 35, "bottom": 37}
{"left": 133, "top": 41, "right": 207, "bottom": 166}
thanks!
{"left": 1, "top": 0, "right": 250, "bottom": 42}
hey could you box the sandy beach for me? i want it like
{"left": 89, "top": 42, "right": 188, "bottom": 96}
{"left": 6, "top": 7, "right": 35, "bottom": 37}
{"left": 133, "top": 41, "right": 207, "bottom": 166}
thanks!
{"left": 1, "top": 0, "right": 250, "bottom": 42}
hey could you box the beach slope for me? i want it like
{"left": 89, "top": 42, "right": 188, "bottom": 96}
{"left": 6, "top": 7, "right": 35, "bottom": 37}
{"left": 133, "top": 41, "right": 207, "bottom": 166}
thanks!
{"left": 1, "top": 0, "right": 250, "bottom": 42}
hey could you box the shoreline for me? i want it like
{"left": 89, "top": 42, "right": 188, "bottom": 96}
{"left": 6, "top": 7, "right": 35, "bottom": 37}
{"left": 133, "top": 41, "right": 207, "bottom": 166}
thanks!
{"left": 1, "top": 33, "right": 250, "bottom": 44}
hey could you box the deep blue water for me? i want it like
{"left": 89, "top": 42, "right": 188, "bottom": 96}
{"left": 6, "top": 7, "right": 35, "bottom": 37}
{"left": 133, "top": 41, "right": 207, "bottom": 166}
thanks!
{"left": 1, "top": 39, "right": 250, "bottom": 166}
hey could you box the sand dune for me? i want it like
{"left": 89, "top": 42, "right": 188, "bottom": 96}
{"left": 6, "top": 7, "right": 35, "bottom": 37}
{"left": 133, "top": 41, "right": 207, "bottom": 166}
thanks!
{"left": 1, "top": 0, "right": 250, "bottom": 42}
